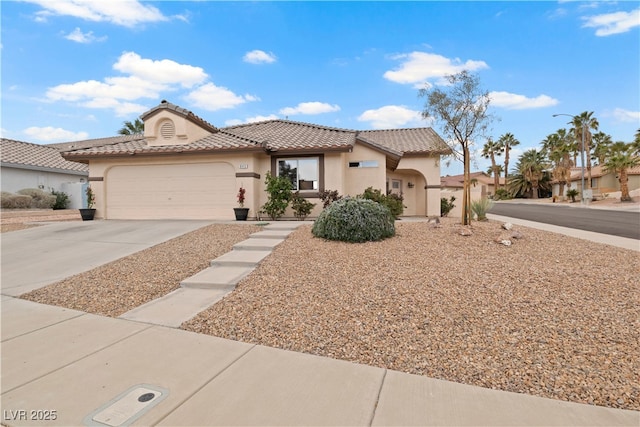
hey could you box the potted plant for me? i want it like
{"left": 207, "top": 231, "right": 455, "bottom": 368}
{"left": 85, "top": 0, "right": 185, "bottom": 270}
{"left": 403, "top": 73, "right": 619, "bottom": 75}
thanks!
{"left": 79, "top": 185, "right": 96, "bottom": 221}
{"left": 234, "top": 186, "right": 249, "bottom": 220}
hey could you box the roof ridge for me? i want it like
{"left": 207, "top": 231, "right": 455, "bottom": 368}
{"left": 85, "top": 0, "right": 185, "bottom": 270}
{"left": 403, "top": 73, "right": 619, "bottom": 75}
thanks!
{"left": 223, "top": 119, "right": 356, "bottom": 134}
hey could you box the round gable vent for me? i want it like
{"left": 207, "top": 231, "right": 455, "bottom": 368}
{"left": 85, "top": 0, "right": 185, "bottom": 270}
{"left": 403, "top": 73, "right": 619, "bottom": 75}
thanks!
{"left": 160, "top": 121, "right": 175, "bottom": 139}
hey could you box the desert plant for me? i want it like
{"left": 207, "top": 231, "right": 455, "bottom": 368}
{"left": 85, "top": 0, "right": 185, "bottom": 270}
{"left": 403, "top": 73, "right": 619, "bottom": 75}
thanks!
{"left": 359, "top": 187, "right": 404, "bottom": 218}
{"left": 493, "top": 188, "right": 511, "bottom": 201}
{"left": 312, "top": 197, "right": 395, "bottom": 243}
{"left": 566, "top": 188, "right": 579, "bottom": 203}
{"left": 17, "top": 188, "right": 56, "bottom": 209}
{"left": 440, "top": 196, "right": 456, "bottom": 217}
{"left": 471, "top": 197, "right": 494, "bottom": 221}
{"left": 291, "top": 192, "right": 316, "bottom": 220}
{"left": 319, "top": 189, "right": 342, "bottom": 208}
{"left": 1, "top": 192, "right": 32, "bottom": 209}
{"left": 85, "top": 186, "right": 95, "bottom": 209}
{"left": 51, "top": 190, "right": 70, "bottom": 210}
{"left": 260, "top": 172, "right": 292, "bottom": 220}
{"left": 237, "top": 186, "right": 246, "bottom": 207}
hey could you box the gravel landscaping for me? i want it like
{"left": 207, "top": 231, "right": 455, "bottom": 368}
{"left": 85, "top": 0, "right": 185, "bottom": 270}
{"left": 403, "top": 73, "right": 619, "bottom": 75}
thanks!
{"left": 21, "top": 223, "right": 260, "bottom": 317}
{"left": 182, "top": 219, "right": 639, "bottom": 411}
{"left": 14, "top": 214, "right": 639, "bottom": 411}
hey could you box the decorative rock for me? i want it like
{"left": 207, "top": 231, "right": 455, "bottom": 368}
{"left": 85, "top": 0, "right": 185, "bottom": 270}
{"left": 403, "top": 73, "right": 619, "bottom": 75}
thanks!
{"left": 459, "top": 228, "right": 473, "bottom": 236}
{"left": 500, "top": 239, "right": 512, "bottom": 246}
{"left": 502, "top": 222, "right": 513, "bottom": 230}
{"left": 511, "top": 231, "right": 524, "bottom": 239}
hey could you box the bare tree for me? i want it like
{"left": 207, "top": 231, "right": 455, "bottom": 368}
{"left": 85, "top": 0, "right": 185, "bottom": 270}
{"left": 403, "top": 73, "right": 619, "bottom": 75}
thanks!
{"left": 419, "top": 71, "right": 494, "bottom": 225}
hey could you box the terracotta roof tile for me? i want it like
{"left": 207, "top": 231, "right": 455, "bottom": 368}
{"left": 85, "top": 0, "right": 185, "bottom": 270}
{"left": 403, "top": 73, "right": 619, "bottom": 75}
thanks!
{"left": 1, "top": 138, "right": 88, "bottom": 173}
{"left": 359, "top": 128, "right": 452, "bottom": 155}
{"left": 223, "top": 120, "right": 356, "bottom": 151}
{"left": 61, "top": 132, "right": 262, "bottom": 160}
{"left": 569, "top": 162, "right": 640, "bottom": 180}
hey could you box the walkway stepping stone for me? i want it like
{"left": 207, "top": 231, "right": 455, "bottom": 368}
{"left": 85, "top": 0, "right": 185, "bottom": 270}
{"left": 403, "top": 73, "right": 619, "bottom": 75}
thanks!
{"left": 211, "top": 250, "right": 272, "bottom": 267}
{"left": 180, "top": 265, "right": 254, "bottom": 289}
{"left": 249, "top": 230, "right": 293, "bottom": 239}
{"left": 233, "top": 238, "right": 284, "bottom": 251}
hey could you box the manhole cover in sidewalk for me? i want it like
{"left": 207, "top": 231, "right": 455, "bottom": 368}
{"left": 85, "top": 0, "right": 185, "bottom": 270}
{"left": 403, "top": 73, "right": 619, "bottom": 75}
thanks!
{"left": 83, "top": 384, "right": 169, "bottom": 427}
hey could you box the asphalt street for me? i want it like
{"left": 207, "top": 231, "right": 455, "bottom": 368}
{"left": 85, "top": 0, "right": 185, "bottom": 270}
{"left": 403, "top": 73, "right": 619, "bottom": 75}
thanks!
{"left": 489, "top": 202, "right": 640, "bottom": 240}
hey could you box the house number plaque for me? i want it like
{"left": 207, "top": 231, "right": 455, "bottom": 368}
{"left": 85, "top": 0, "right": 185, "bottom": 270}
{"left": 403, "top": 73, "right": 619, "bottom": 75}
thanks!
{"left": 239, "top": 163, "right": 248, "bottom": 169}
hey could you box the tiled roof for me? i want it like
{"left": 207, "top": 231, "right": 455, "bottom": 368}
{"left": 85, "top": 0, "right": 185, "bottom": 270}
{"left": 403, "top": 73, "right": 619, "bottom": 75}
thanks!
{"left": 359, "top": 128, "right": 451, "bottom": 155}
{"left": 48, "top": 134, "right": 144, "bottom": 152}
{"left": 569, "top": 162, "right": 640, "bottom": 180}
{"left": 1, "top": 138, "right": 88, "bottom": 173}
{"left": 223, "top": 120, "right": 356, "bottom": 152}
{"left": 141, "top": 100, "right": 217, "bottom": 133}
{"left": 440, "top": 171, "right": 503, "bottom": 188}
{"left": 61, "top": 132, "right": 262, "bottom": 160}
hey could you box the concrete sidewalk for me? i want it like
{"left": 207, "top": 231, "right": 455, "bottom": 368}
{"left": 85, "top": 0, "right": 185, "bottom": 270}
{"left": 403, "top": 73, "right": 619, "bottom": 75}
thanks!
{"left": 1, "top": 219, "right": 639, "bottom": 426}
{"left": 2, "top": 297, "right": 638, "bottom": 426}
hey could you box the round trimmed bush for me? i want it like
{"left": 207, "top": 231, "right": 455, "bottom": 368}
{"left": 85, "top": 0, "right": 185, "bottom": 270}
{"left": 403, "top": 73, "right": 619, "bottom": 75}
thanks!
{"left": 17, "top": 188, "right": 56, "bottom": 209}
{"left": 312, "top": 197, "right": 395, "bottom": 243}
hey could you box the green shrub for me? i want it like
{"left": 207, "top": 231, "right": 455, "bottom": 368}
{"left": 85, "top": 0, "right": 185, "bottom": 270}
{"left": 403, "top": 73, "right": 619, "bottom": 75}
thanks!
{"left": 291, "top": 192, "right": 316, "bottom": 220}
{"left": 312, "top": 197, "right": 395, "bottom": 243}
{"left": 440, "top": 196, "right": 456, "bottom": 217}
{"left": 493, "top": 188, "right": 511, "bottom": 200}
{"left": 260, "top": 172, "right": 292, "bottom": 220}
{"left": 566, "top": 188, "right": 579, "bottom": 203}
{"left": 51, "top": 190, "right": 70, "bottom": 210}
{"left": 17, "top": 188, "right": 56, "bottom": 209}
{"left": 318, "top": 189, "right": 342, "bottom": 208}
{"left": 359, "top": 187, "right": 404, "bottom": 218}
{"left": 471, "top": 197, "right": 494, "bottom": 221}
{"left": 1, "top": 192, "right": 32, "bottom": 209}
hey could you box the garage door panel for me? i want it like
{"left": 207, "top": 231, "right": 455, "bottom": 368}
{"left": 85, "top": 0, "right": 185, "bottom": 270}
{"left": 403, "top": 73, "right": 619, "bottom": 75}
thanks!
{"left": 106, "top": 163, "right": 236, "bottom": 220}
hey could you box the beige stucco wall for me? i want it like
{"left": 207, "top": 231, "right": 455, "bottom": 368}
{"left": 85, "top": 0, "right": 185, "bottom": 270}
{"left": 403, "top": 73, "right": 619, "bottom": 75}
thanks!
{"left": 144, "top": 110, "right": 214, "bottom": 146}
{"left": 396, "top": 156, "right": 442, "bottom": 217}
{"left": 344, "top": 145, "right": 387, "bottom": 196}
{"left": 88, "top": 153, "right": 263, "bottom": 219}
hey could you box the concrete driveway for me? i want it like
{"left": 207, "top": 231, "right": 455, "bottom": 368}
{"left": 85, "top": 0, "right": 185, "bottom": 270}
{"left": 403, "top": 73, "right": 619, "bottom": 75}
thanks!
{"left": 1, "top": 220, "right": 212, "bottom": 297}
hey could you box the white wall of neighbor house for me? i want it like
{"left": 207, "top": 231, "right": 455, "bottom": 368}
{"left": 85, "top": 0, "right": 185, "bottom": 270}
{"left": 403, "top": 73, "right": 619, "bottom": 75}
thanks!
{"left": 1, "top": 166, "right": 88, "bottom": 206}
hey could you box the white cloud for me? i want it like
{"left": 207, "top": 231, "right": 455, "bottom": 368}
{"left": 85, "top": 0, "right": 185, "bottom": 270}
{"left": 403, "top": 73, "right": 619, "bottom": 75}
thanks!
{"left": 185, "top": 83, "right": 257, "bottom": 111}
{"left": 243, "top": 50, "right": 277, "bottom": 64}
{"left": 114, "top": 52, "right": 207, "bottom": 88}
{"left": 609, "top": 108, "right": 640, "bottom": 123}
{"left": 279, "top": 102, "right": 340, "bottom": 116}
{"left": 582, "top": 8, "right": 640, "bottom": 36}
{"left": 64, "top": 27, "right": 107, "bottom": 43}
{"left": 23, "top": 126, "right": 89, "bottom": 142}
{"left": 26, "top": 0, "right": 168, "bottom": 28}
{"left": 384, "top": 51, "right": 489, "bottom": 86}
{"left": 225, "top": 114, "right": 280, "bottom": 126}
{"left": 357, "top": 105, "right": 424, "bottom": 129}
{"left": 489, "top": 91, "right": 559, "bottom": 110}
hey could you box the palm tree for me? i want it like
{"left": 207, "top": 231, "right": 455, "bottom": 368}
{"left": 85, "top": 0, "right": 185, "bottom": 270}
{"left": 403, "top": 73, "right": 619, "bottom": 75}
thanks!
{"left": 497, "top": 132, "right": 520, "bottom": 188}
{"left": 591, "top": 131, "right": 613, "bottom": 165}
{"left": 117, "top": 119, "right": 144, "bottom": 135}
{"left": 509, "top": 149, "right": 549, "bottom": 199}
{"left": 602, "top": 142, "right": 640, "bottom": 202}
{"left": 571, "top": 111, "right": 599, "bottom": 189}
{"left": 481, "top": 138, "right": 504, "bottom": 190}
{"left": 632, "top": 129, "right": 640, "bottom": 156}
{"left": 541, "top": 130, "right": 574, "bottom": 199}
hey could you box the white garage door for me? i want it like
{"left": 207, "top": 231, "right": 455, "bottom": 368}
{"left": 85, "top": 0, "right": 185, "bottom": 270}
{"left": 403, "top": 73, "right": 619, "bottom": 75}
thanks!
{"left": 106, "top": 163, "right": 236, "bottom": 219}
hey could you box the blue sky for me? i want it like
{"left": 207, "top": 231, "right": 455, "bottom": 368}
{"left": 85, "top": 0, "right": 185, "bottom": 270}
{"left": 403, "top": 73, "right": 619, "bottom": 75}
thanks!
{"left": 2, "top": 0, "right": 639, "bottom": 175}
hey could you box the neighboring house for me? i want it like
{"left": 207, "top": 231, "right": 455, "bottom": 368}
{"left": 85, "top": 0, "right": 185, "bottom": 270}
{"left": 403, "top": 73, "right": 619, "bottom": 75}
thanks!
{"left": 553, "top": 164, "right": 640, "bottom": 199}
{"left": 441, "top": 171, "right": 504, "bottom": 195}
{"left": 60, "top": 100, "right": 452, "bottom": 220}
{"left": 1, "top": 138, "right": 89, "bottom": 208}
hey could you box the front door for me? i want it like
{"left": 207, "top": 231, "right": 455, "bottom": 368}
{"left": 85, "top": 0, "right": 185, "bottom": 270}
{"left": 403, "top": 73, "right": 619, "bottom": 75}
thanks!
{"left": 390, "top": 179, "right": 402, "bottom": 195}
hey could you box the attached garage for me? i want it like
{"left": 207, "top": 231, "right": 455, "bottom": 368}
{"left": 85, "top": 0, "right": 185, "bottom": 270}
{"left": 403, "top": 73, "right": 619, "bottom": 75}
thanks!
{"left": 105, "top": 162, "right": 236, "bottom": 220}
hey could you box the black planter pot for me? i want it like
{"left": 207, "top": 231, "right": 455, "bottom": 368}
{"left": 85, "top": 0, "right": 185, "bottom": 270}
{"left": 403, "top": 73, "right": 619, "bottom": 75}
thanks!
{"left": 79, "top": 208, "right": 96, "bottom": 221}
{"left": 233, "top": 207, "right": 249, "bottom": 221}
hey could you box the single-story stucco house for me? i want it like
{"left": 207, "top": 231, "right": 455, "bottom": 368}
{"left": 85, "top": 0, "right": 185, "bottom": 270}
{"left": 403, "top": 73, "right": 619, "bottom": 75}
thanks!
{"left": 60, "top": 100, "right": 452, "bottom": 220}
{"left": 551, "top": 164, "right": 640, "bottom": 200}
{"left": 1, "top": 138, "right": 89, "bottom": 208}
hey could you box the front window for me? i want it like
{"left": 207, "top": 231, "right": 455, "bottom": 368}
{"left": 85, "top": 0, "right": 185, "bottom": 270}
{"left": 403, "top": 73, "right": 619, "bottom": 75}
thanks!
{"left": 277, "top": 157, "right": 319, "bottom": 191}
